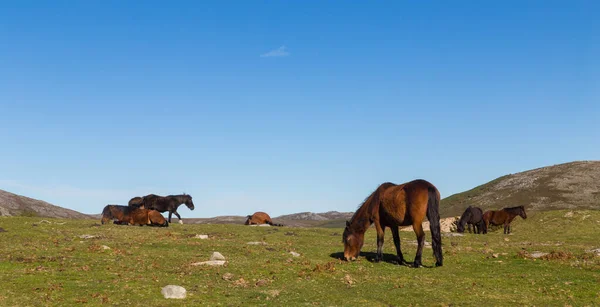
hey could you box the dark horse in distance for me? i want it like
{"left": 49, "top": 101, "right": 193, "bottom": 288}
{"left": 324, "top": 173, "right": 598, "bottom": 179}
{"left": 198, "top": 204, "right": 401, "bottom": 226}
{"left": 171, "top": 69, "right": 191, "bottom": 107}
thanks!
{"left": 483, "top": 205, "right": 527, "bottom": 234}
{"left": 343, "top": 180, "right": 443, "bottom": 268}
{"left": 457, "top": 206, "right": 486, "bottom": 234}
{"left": 129, "top": 194, "right": 195, "bottom": 224}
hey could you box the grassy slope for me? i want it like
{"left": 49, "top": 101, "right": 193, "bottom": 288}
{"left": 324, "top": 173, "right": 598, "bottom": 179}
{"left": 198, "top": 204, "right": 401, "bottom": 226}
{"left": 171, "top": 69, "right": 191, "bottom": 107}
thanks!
{"left": 0, "top": 211, "right": 599, "bottom": 306}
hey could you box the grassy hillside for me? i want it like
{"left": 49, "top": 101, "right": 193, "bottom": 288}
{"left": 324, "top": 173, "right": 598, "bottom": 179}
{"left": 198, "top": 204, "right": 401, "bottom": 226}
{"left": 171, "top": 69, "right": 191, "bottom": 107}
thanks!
{"left": 441, "top": 161, "right": 600, "bottom": 217}
{"left": 1, "top": 211, "right": 599, "bottom": 306}
{"left": 0, "top": 189, "right": 91, "bottom": 219}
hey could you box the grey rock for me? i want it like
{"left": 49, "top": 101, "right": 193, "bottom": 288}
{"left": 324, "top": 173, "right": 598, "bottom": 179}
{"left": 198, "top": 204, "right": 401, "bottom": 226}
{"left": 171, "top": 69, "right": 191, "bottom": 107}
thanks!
{"left": 210, "top": 252, "right": 226, "bottom": 261}
{"left": 161, "top": 285, "right": 186, "bottom": 299}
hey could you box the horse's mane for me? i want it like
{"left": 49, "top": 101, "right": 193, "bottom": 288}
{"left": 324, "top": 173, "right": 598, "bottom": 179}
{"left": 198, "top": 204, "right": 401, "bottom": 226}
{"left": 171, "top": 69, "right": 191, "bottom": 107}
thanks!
{"left": 503, "top": 205, "right": 524, "bottom": 212}
{"left": 349, "top": 182, "right": 396, "bottom": 226}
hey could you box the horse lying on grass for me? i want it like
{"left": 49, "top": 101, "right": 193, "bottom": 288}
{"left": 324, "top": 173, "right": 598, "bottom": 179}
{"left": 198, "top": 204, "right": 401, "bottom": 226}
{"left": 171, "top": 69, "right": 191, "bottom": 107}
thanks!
{"left": 128, "top": 194, "right": 194, "bottom": 224}
{"left": 101, "top": 205, "right": 169, "bottom": 227}
{"left": 245, "top": 212, "right": 283, "bottom": 226}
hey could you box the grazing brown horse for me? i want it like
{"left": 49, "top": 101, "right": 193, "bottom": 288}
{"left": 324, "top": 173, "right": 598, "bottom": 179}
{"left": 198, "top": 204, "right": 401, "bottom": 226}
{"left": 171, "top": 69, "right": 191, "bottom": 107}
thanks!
{"left": 128, "top": 194, "right": 194, "bottom": 223}
{"left": 343, "top": 180, "right": 443, "bottom": 268}
{"left": 245, "top": 212, "right": 283, "bottom": 226}
{"left": 483, "top": 206, "right": 527, "bottom": 234}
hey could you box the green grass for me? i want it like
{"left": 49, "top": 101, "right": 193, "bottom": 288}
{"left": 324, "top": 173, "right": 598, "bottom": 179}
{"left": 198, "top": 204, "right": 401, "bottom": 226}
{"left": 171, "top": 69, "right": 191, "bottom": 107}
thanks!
{"left": 1, "top": 210, "right": 599, "bottom": 306}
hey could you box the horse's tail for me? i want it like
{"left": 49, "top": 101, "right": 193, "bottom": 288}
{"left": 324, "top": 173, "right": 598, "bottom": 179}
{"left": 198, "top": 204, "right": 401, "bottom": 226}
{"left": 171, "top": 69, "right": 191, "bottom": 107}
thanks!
{"left": 267, "top": 221, "right": 284, "bottom": 227}
{"left": 426, "top": 187, "right": 443, "bottom": 267}
{"left": 101, "top": 205, "right": 112, "bottom": 224}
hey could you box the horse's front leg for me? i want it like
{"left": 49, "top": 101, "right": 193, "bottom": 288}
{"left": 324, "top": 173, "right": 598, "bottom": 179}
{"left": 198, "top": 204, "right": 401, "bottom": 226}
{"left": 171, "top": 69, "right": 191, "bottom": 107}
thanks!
{"left": 391, "top": 226, "right": 406, "bottom": 265}
{"left": 168, "top": 211, "right": 173, "bottom": 223}
{"left": 173, "top": 211, "right": 183, "bottom": 224}
{"left": 375, "top": 222, "right": 385, "bottom": 262}
{"left": 504, "top": 222, "right": 508, "bottom": 234}
{"left": 412, "top": 222, "right": 425, "bottom": 268}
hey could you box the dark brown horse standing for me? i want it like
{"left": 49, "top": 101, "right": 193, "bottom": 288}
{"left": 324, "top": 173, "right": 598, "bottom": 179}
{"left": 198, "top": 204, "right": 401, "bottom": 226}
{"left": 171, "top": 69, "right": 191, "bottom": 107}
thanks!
{"left": 457, "top": 206, "right": 486, "bottom": 234}
{"left": 343, "top": 180, "right": 443, "bottom": 268}
{"left": 483, "top": 206, "right": 527, "bottom": 234}
{"left": 129, "top": 194, "right": 194, "bottom": 224}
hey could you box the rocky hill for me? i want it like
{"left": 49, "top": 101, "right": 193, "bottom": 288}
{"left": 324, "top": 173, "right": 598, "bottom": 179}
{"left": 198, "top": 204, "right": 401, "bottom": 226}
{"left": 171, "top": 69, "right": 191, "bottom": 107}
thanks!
{"left": 0, "top": 189, "right": 91, "bottom": 219}
{"left": 440, "top": 161, "right": 600, "bottom": 217}
{"left": 275, "top": 211, "right": 353, "bottom": 221}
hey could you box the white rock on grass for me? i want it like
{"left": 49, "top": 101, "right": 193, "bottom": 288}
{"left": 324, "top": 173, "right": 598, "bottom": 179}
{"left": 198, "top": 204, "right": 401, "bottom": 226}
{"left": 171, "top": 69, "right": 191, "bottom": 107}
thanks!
{"left": 259, "top": 224, "right": 271, "bottom": 227}
{"left": 79, "top": 235, "right": 97, "bottom": 239}
{"left": 210, "top": 252, "right": 226, "bottom": 261}
{"left": 192, "top": 260, "right": 226, "bottom": 266}
{"left": 101, "top": 245, "right": 111, "bottom": 250}
{"left": 247, "top": 241, "right": 268, "bottom": 245}
{"left": 530, "top": 252, "right": 549, "bottom": 259}
{"left": 161, "top": 285, "right": 186, "bottom": 299}
{"left": 194, "top": 234, "right": 209, "bottom": 239}
{"left": 289, "top": 251, "right": 300, "bottom": 257}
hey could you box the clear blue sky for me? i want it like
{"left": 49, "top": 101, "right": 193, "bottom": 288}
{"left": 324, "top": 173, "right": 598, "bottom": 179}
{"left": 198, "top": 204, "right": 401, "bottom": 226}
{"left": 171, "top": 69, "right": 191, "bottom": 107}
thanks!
{"left": 1, "top": 1, "right": 598, "bottom": 217}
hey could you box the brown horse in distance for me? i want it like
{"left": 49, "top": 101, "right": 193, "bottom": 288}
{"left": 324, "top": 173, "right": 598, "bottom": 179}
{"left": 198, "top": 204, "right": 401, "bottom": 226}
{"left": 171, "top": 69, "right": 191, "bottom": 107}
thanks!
{"left": 343, "top": 180, "right": 443, "bottom": 268}
{"left": 483, "top": 206, "right": 527, "bottom": 234}
{"left": 102, "top": 205, "right": 168, "bottom": 226}
{"left": 245, "top": 212, "right": 283, "bottom": 226}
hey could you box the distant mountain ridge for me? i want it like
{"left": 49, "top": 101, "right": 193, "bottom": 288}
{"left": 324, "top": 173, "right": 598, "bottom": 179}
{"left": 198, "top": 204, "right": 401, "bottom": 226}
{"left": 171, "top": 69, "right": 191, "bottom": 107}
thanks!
{"left": 0, "top": 189, "right": 91, "bottom": 219}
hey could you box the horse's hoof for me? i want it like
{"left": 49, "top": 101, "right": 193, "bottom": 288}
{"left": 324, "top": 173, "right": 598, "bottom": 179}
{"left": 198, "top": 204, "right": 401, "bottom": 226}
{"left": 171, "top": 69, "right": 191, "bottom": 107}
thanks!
{"left": 435, "top": 261, "right": 443, "bottom": 267}
{"left": 413, "top": 261, "right": 422, "bottom": 268}
{"left": 179, "top": 220, "right": 184, "bottom": 225}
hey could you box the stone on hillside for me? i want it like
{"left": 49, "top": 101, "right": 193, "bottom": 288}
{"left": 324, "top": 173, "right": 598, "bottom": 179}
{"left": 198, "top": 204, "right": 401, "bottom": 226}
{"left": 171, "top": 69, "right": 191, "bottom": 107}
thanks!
{"left": 79, "top": 234, "right": 97, "bottom": 239}
{"left": 194, "top": 234, "right": 209, "bottom": 239}
{"left": 443, "top": 233, "right": 464, "bottom": 237}
{"left": 222, "top": 273, "right": 234, "bottom": 281}
{"left": 247, "top": 241, "right": 268, "bottom": 245}
{"left": 161, "top": 285, "right": 186, "bottom": 299}
{"left": 564, "top": 211, "right": 574, "bottom": 218}
{"left": 530, "top": 252, "right": 549, "bottom": 259}
{"left": 587, "top": 248, "right": 600, "bottom": 256}
{"left": 210, "top": 252, "right": 226, "bottom": 261}
{"left": 289, "top": 251, "right": 301, "bottom": 257}
{"left": 259, "top": 224, "right": 271, "bottom": 227}
{"left": 192, "top": 260, "right": 226, "bottom": 266}
{"left": 101, "top": 245, "right": 111, "bottom": 250}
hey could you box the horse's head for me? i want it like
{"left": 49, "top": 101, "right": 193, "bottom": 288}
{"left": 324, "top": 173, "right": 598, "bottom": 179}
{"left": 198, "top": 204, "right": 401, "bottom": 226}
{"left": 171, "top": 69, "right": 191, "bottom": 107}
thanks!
{"left": 183, "top": 194, "right": 195, "bottom": 210}
{"left": 342, "top": 220, "right": 364, "bottom": 261}
{"left": 456, "top": 221, "right": 465, "bottom": 233}
{"left": 519, "top": 206, "right": 527, "bottom": 219}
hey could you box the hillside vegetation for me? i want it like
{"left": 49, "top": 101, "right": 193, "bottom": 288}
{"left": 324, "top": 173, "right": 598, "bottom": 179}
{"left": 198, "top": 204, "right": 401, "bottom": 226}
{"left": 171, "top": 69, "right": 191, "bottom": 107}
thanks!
{"left": 0, "top": 210, "right": 598, "bottom": 306}
{"left": 441, "top": 161, "right": 600, "bottom": 217}
{"left": 0, "top": 189, "right": 90, "bottom": 219}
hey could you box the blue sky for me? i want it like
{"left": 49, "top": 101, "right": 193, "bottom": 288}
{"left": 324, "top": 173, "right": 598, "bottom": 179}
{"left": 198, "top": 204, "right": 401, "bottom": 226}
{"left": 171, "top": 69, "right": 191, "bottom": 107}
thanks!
{"left": 1, "top": 1, "right": 598, "bottom": 217}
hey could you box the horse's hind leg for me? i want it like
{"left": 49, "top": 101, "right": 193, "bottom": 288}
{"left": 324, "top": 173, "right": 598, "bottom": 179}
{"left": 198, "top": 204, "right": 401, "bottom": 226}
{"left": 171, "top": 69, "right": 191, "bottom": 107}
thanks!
{"left": 391, "top": 226, "right": 406, "bottom": 265}
{"left": 168, "top": 211, "right": 173, "bottom": 223}
{"left": 412, "top": 222, "right": 425, "bottom": 268}
{"left": 375, "top": 222, "right": 385, "bottom": 262}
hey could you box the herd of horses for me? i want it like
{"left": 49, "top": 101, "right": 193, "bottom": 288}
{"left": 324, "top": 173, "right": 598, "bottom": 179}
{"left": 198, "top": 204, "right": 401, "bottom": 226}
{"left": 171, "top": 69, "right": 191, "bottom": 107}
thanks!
{"left": 98, "top": 179, "right": 527, "bottom": 269}
{"left": 456, "top": 205, "right": 527, "bottom": 235}
{"left": 101, "top": 194, "right": 195, "bottom": 227}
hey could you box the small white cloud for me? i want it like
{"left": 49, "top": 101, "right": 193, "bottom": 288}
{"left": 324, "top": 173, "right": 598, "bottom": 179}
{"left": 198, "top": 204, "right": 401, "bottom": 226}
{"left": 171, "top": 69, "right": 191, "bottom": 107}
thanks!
{"left": 260, "top": 46, "right": 290, "bottom": 58}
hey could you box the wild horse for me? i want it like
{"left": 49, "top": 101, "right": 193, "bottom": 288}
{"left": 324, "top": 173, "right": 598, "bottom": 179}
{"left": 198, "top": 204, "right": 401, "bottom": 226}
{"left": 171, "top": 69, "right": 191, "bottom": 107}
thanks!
{"left": 457, "top": 206, "right": 486, "bottom": 234}
{"left": 129, "top": 194, "right": 194, "bottom": 223}
{"left": 245, "top": 212, "right": 283, "bottom": 226}
{"left": 483, "top": 205, "right": 527, "bottom": 234}
{"left": 101, "top": 205, "right": 152, "bottom": 226}
{"left": 343, "top": 180, "right": 443, "bottom": 268}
